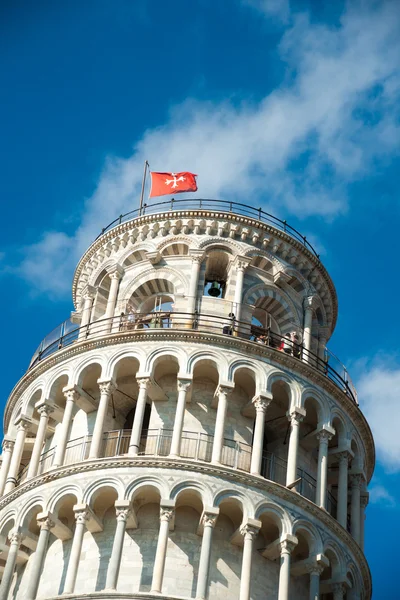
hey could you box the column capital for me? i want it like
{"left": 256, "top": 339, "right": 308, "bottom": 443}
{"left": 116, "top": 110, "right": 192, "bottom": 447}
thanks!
{"left": 201, "top": 511, "right": 219, "bottom": 529}
{"left": 216, "top": 384, "right": 234, "bottom": 398}
{"left": 331, "top": 582, "right": 346, "bottom": 596}
{"left": 287, "top": 407, "right": 306, "bottom": 425}
{"left": 337, "top": 450, "right": 351, "bottom": 464}
{"left": 2, "top": 437, "right": 15, "bottom": 452}
{"left": 37, "top": 514, "right": 55, "bottom": 532}
{"left": 82, "top": 284, "right": 97, "bottom": 301}
{"left": 279, "top": 533, "right": 298, "bottom": 555}
{"left": 177, "top": 378, "right": 192, "bottom": 393}
{"left": 233, "top": 255, "right": 252, "bottom": 271}
{"left": 35, "top": 400, "right": 56, "bottom": 418}
{"left": 360, "top": 492, "right": 369, "bottom": 509}
{"left": 62, "top": 385, "right": 81, "bottom": 403}
{"left": 160, "top": 507, "right": 175, "bottom": 523}
{"left": 97, "top": 379, "right": 116, "bottom": 395}
{"left": 106, "top": 264, "right": 124, "bottom": 279}
{"left": 304, "top": 295, "right": 318, "bottom": 310}
{"left": 15, "top": 415, "right": 32, "bottom": 432}
{"left": 189, "top": 249, "right": 205, "bottom": 263}
{"left": 8, "top": 528, "right": 24, "bottom": 546}
{"left": 136, "top": 376, "right": 151, "bottom": 390}
{"left": 252, "top": 394, "right": 272, "bottom": 414}
{"left": 350, "top": 473, "right": 363, "bottom": 489}
{"left": 316, "top": 427, "right": 334, "bottom": 444}
{"left": 74, "top": 508, "right": 90, "bottom": 525}
{"left": 240, "top": 518, "right": 261, "bottom": 541}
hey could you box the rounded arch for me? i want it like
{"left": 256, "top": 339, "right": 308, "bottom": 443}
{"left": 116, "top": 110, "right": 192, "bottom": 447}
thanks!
{"left": 17, "top": 495, "right": 46, "bottom": 529}
{"left": 125, "top": 476, "right": 167, "bottom": 502}
{"left": 117, "top": 242, "right": 158, "bottom": 269}
{"left": 301, "top": 388, "right": 329, "bottom": 426}
{"left": 266, "top": 369, "right": 299, "bottom": 408}
{"left": 145, "top": 346, "right": 187, "bottom": 376}
{"left": 105, "top": 348, "right": 145, "bottom": 380}
{"left": 228, "top": 360, "right": 265, "bottom": 394}
{"left": 73, "top": 356, "right": 106, "bottom": 387}
{"left": 323, "top": 539, "right": 346, "bottom": 579}
{"left": 83, "top": 478, "right": 124, "bottom": 505}
{"left": 254, "top": 501, "right": 291, "bottom": 535}
{"left": 243, "top": 283, "right": 301, "bottom": 332}
{"left": 122, "top": 266, "right": 188, "bottom": 309}
{"left": 156, "top": 235, "right": 197, "bottom": 254}
{"left": 331, "top": 411, "right": 348, "bottom": 447}
{"left": 170, "top": 480, "right": 213, "bottom": 507}
{"left": 0, "top": 510, "right": 17, "bottom": 537}
{"left": 198, "top": 237, "right": 242, "bottom": 255}
{"left": 291, "top": 519, "right": 323, "bottom": 554}
{"left": 187, "top": 350, "right": 229, "bottom": 382}
{"left": 213, "top": 489, "right": 251, "bottom": 521}
{"left": 43, "top": 367, "right": 72, "bottom": 399}
{"left": 47, "top": 483, "right": 83, "bottom": 513}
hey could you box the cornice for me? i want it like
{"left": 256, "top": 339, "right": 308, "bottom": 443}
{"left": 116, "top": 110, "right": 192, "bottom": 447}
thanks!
{"left": 4, "top": 329, "right": 375, "bottom": 482}
{"left": 0, "top": 455, "right": 371, "bottom": 599}
{"left": 71, "top": 210, "right": 338, "bottom": 330}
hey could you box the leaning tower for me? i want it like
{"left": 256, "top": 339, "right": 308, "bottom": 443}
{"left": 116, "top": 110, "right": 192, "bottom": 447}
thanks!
{"left": 0, "top": 200, "right": 373, "bottom": 600}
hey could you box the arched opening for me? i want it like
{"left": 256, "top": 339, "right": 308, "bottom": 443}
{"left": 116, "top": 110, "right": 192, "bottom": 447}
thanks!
{"left": 320, "top": 547, "right": 341, "bottom": 600}
{"left": 149, "top": 355, "right": 180, "bottom": 455}
{"left": 261, "top": 380, "right": 291, "bottom": 484}
{"left": 92, "top": 271, "right": 111, "bottom": 321}
{"left": 203, "top": 249, "right": 231, "bottom": 299}
{"left": 130, "top": 485, "right": 162, "bottom": 593}
{"left": 127, "top": 279, "right": 177, "bottom": 329}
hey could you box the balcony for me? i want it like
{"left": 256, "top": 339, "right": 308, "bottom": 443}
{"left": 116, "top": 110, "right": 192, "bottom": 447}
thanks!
{"left": 29, "top": 311, "right": 358, "bottom": 404}
{"left": 18, "top": 428, "right": 337, "bottom": 519}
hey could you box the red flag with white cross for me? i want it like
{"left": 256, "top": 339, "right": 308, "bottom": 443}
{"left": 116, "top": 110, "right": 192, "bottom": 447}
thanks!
{"left": 149, "top": 171, "right": 198, "bottom": 198}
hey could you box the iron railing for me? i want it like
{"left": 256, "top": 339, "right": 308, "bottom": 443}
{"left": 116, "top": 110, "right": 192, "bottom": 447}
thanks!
{"left": 95, "top": 198, "right": 320, "bottom": 258}
{"left": 29, "top": 311, "right": 357, "bottom": 404}
{"left": 18, "top": 428, "right": 337, "bottom": 519}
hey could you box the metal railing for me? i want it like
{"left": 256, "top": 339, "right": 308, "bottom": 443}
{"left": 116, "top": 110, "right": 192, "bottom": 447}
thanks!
{"left": 29, "top": 311, "right": 357, "bottom": 404}
{"left": 17, "top": 428, "right": 337, "bottom": 519}
{"left": 95, "top": 198, "right": 320, "bottom": 258}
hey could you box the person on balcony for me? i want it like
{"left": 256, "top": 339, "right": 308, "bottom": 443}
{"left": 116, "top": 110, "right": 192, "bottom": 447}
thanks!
{"left": 282, "top": 333, "right": 292, "bottom": 354}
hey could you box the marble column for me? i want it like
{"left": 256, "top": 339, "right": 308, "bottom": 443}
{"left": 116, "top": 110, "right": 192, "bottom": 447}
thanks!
{"left": 89, "top": 379, "right": 115, "bottom": 459}
{"left": 104, "top": 268, "right": 123, "bottom": 333}
{"left": 308, "top": 564, "right": 324, "bottom": 600}
{"left": 250, "top": 395, "right": 272, "bottom": 476}
{"left": 26, "top": 515, "right": 54, "bottom": 600}
{"left": 105, "top": 505, "right": 131, "bottom": 590}
{"left": 187, "top": 251, "right": 204, "bottom": 319}
{"left": 337, "top": 451, "right": 349, "bottom": 528}
{"left": 232, "top": 258, "right": 250, "bottom": 332}
{"left": 52, "top": 386, "right": 79, "bottom": 468}
{"left": 196, "top": 510, "right": 219, "bottom": 599}
{"left": 4, "top": 417, "right": 31, "bottom": 494}
{"left": 350, "top": 474, "right": 362, "bottom": 544}
{"left": 211, "top": 386, "right": 233, "bottom": 464}
{"left": 332, "top": 583, "right": 346, "bottom": 600}
{"left": 129, "top": 377, "right": 150, "bottom": 456}
{"left": 278, "top": 536, "right": 298, "bottom": 600}
{"left": 360, "top": 493, "right": 368, "bottom": 551}
{"left": 316, "top": 429, "right": 333, "bottom": 508}
{"left": 170, "top": 379, "right": 192, "bottom": 457}
{"left": 27, "top": 402, "right": 55, "bottom": 479}
{"left": 63, "top": 508, "right": 89, "bottom": 594}
{"left": 78, "top": 286, "right": 96, "bottom": 341}
{"left": 151, "top": 504, "right": 175, "bottom": 593}
{"left": 285, "top": 409, "right": 305, "bottom": 487}
{"left": 0, "top": 439, "right": 15, "bottom": 496}
{"left": 239, "top": 522, "right": 261, "bottom": 600}
{"left": 0, "top": 529, "right": 24, "bottom": 600}
{"left": 303, "top": 296, "right": 315, "bottom": 362}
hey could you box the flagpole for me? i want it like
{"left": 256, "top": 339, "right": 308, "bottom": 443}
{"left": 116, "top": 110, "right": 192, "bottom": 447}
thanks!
{"left": 139, "top": 160, "right": 149, "bottom": 216}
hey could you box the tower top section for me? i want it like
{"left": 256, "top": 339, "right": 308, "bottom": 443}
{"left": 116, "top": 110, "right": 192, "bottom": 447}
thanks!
{"left": 73, "top": 198, "right": 338, "bottom": 335}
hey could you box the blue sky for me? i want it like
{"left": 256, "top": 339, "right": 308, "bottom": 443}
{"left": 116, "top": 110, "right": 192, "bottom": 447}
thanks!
{"left": 1, "top": 0, "right": 399, "bottom": 596}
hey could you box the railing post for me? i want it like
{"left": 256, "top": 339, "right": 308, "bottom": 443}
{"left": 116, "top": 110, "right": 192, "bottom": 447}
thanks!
{"left": 234, "top": 442, "right": 240, "bottom": 470}
{"left": 155, "top": 429, "right": 161, "bottom": 456}
{"left": 195, "top": 432, "right": 201, "bottom": 460}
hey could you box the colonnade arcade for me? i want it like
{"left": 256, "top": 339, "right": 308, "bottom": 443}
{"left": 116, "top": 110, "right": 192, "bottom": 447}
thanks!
{"left": 0, "top": 477, "right": 362, "bottom": 600}
{"left": 0, "top": 348, "right": 368, "bottom": 551}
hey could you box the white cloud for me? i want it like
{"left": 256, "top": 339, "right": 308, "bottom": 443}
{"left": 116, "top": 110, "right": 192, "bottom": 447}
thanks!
{"left": 357, "top": 358, "right": 400, "bottom": 472}
{"left": 369, "top": 484, "right": 396, "bottom": 508}
{"left": 14, "top": 1, "right": 400, "bottom": 296}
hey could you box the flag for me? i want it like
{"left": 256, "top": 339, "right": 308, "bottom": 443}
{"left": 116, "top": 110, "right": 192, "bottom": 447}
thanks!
{"left": 149, "top": 171, "right": 198, "bottom": 198}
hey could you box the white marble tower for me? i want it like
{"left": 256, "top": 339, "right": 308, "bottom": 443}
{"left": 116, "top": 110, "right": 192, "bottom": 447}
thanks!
{"left": 0, "top": 200, "right": 373, "bottom": 600}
